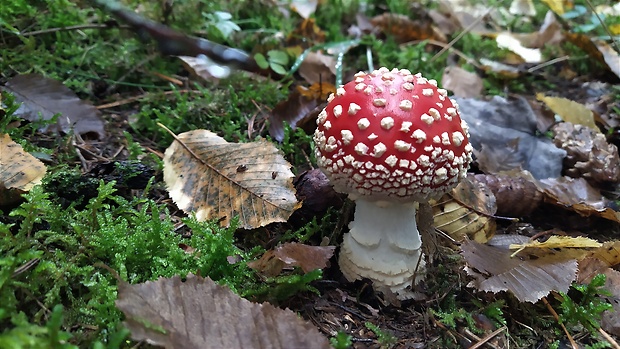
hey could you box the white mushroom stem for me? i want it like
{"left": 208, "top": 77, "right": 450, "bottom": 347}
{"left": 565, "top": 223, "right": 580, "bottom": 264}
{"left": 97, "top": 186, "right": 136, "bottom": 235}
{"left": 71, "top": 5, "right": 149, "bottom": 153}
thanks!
{"left": 338, "top": 199, "right": 425, "bottom": 300}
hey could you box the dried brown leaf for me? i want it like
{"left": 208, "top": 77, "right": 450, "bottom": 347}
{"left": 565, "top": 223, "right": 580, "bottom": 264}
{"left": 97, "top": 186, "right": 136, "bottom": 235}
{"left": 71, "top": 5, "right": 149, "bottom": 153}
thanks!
{"left": 3, "top": 74, "right": 105, "bottom": 139}
{"left": 268, "top": 82, "right": 335, "bottom": 142}
{"left": 275, "top": 243, "right": 335, "bottom": 273}
{"left": 472, "top": 173, "right": 543, "bottom": 217}
{"left": 462, "top": 239, "right": 578, "bottom": 303}
{"left": 115, "top": 274, "right": 331, "bottom": 349}
{"left": 298, "top": 52, "right": 336, "bottom": 85}
{"left": 248, "top": 243, "right": 335, "bottom": 277}
{"left": 538, "top": 177, "right": 620, "bottom": 223}
{"left": 163, "top": 130, "right": 300, "bottom": 229}
{"left": 371, "top": 13, "right": 446, "bottom": 44}
{"left": 0, "top": 133, "right": 47, "bottom": 205}
{"left": 440, "top": 66, "right": 483, "bottom": 98}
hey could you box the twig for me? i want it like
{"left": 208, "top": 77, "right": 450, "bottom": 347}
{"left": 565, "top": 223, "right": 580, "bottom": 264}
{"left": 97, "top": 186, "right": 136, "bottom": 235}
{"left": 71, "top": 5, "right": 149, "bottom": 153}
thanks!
{"left": 469, "top": 326, "right": 506, "bottom": 349}
{"left": 599, "top": 328, "right": 620, "bottom": 349}
{"left": 527, "top": 55, "right": 570, "bottom": 73}
{"left": 409, "top": 39, "right": 482, "bottom": 70}
{"left": 584, "top": 0, "right": 619, "bottom": 53}
{"left": 542, "top": 296, "right": 578, "bottom": 349}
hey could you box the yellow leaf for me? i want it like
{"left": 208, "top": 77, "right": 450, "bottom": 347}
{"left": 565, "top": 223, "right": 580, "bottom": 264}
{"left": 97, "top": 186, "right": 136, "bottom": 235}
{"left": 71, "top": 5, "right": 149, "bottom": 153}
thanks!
{"left": 163, "top": 129, "right": 300, "bottom": 229}
{"left": 509, "top": 236, "right": 602, "bottom": 250}
{"left": 537, "top": 94, "right": 600, "bottom": 132}
{"left": 541, "top": 0, "right": 567, "bottom": 15}
{"left": 0, "top": 133, "right": 47, "bottom": 204}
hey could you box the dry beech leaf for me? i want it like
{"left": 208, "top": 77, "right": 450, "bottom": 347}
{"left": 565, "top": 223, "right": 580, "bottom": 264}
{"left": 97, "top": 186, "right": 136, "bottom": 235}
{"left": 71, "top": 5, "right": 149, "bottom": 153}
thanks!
{"left": 430, "top": 176, "right": 497, "bottom": 243}
{"left": 3, "top": 74, "right": 105, "bottom": 139}
{"left": 248, "top": 242, "right": 335, "bottom": 277}
{"left": 371, "top": 13, "right": 446, "bottom": 43}
{"left": 462, "top": 239, "right": 578, "bottom": 303}
{"left": 163, "top": 129, "right": 300, "bottom": 229}
{"left": 298, "top": 52, "right": 336, "bottom": 85}
{"left": 509, "top": 236, "right": 602, "bottom": 251}
{"left": 541, "top": 0, "right": 568, "bottom": 15}
{"left": 538, "top": 177, "right": 620, "bottom": 223}
{"left": 116, "top": 274, "right": 331, "bottom": 349}
{"left": 0, "top": 133, "right": 47, "bottom": 205}
{"left": 440, "top": 66, "right": 483, "bottom": 98}
{"left": 290, "top": 0, "right": 319, "bottom": 19}
{"left": 472, "top": 173, "right": 543, "bottom": 217}
{"left": 268, "top": 82, "right": 335, "bottom": 142}
{"left": 565, "top": 33, "right": 620, "bottom": 79}
{"left": 537, "top": 94, "right": 599, "bottom": 131}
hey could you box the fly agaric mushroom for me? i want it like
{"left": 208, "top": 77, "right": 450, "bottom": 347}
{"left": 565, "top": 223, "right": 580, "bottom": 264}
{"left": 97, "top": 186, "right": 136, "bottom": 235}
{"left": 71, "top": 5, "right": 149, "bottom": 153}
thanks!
{"left": 313, "top": 67, "right": 473, "bottom": 299}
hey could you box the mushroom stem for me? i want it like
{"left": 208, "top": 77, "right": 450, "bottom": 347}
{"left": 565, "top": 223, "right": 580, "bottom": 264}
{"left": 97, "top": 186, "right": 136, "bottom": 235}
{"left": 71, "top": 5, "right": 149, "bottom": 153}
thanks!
{"left": 338, "top": 199, "right": 425, "bottom": 299}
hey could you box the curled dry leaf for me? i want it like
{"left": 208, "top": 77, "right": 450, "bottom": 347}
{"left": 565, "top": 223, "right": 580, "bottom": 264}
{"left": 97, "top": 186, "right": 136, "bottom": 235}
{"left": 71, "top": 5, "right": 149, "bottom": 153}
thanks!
{"left": 3, "top": 74, "right": 106, "bottom": 139}
{"left": 0, "top": 134, "right": 47, "bottom": 205}
{"left": 440, "top": 66, "right": 483, "bottom": 98}
{"left": 248, "top": 242, "right": 335, "bottom": 277}
{"left": 116, "top": 274, "right": 331, "bottom": 349}
{"left": 370, "top": 13, "right": 446, "bottom": 43}
{"left": 538, "top": 177, "right": 620, "bottom": 223}
{"left": 298, "top": 52, "right": 336, "bottom": 85}
{"left": 551, "top": 122, "right": 620, "bottom": 185}
{"left": 473, "top": 173, "right": 543, "bottom": 217}
{"left": 462, "top": 239, "right": 578, "bottom": 303}
{"left": 565, "top": 33, "right": 620, "bottom": 79}
{"left": 268, "top": 82, "right": 335, "bottom": 142}
{"left": 430, "top": 176, "right": 497, "bottom": 243}
{"left": 163, "top": 129, "right": 300, "bottom": 229}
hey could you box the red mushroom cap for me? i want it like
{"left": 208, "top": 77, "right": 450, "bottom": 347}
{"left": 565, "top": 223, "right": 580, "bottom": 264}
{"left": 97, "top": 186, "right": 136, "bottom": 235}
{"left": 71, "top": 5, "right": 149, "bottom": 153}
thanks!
{"left": 313, "top": 67, "right": 473, "bottom": 201}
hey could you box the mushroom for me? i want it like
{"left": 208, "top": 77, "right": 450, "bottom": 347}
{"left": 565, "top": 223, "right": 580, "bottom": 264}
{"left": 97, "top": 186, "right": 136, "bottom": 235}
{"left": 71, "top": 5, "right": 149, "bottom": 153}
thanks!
{"left": 313, "top": 67, "right": 473, "bottom": 299}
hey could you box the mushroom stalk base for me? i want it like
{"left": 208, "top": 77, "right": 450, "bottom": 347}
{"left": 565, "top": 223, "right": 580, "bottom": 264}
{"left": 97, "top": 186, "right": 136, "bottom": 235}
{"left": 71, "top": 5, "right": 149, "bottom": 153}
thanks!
{"left": 339, "top": 199, "right": 425, "bottom": 300}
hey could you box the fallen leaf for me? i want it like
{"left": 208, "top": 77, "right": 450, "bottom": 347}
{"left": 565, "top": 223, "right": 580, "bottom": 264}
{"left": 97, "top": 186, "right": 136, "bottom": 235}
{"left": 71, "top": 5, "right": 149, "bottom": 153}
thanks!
{"left": 509, "top": 0, "right": 536, "bottom": 16}
{"left": 116, "top": 274, "right": 331, "bottom": 349}
{"left": 274, "top": 243, "right": 335, "bottom": 273}
{"left": 371, "top": 13, "right": 446, "bottom": 43}
{"left": 565, "top": 33, "right": 620, "bottom": 79}
{"left": 298, "top": 52, "right": 336, "bottom": 85}
{"left": 454, "top": 96, "right": 567, "bottom": 179}
{"left": 249, "top": 243, "right": 336, "bottom": 277}
{"left": 290, "top": 0, "right": 318, "bottom": 19}
{"left": 509, "top": 236, "right": 602, "bottom": 251}
{"left": 431, "top": 175, "right": 497, "bottom": 243}
{"left": 462, "top": 238, "right": 578, "bottom": 303}
{"left": 0, "top": 133, "right": 47, "bottom": 205}
{"left": 542, "top": 0, "right": 568, "bottom": 15}
{"left": 537, "top": 94, "right": 599, "bottom": 131}
{"left": 163, "top": 129, "right": 300, "bottom": 229}
{"left": 440, "top": 66, "right": 483, "bottom": 98}
{"left": 538, "top": 177, "right": 620, "bottom": 223}
{"left": 472, "top": 172, "right": 543, "bottom": 217}
{"left": 3, "top": 74, "right": 106, "bottom": 139}
{"left": 268, "top": 82, "right": 335, "bottom": 142}
{"left": 496, "top": 32, "right": 542, "bottom": 63}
